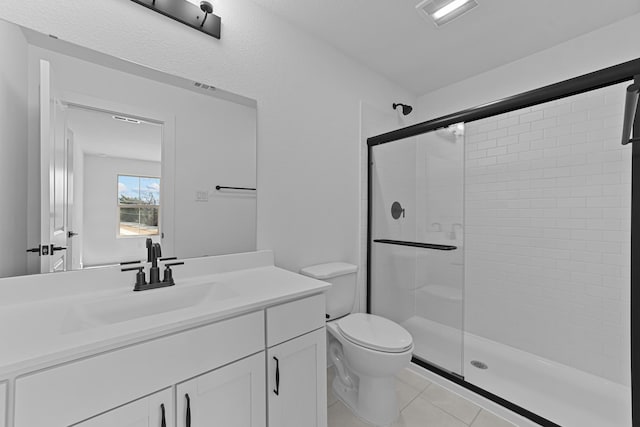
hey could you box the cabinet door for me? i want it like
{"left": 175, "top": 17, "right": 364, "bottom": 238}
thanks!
{"left": 75, "top": 388, "right": 172, "bottom": 427}
{"left": 267, "top": 327, "right": 327, "bottom": 427}
{"left": 176, "top": 351, "right": 265, "bottom": 427}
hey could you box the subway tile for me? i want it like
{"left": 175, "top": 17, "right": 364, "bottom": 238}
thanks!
{"left": 544, "top": 124, "right": 572, "bottom": 138}
{"left": 518, "top": 129, "right": 544, "bottom": 143}
{"left": 556, "top": 153, "right": 586, "bottom": 167}
{"left": 508, "top": 122, "right": 531, "bottom": 136}
{"left": 543, "top": 102, "right": 572, "bottom": 118}
{"left": 588, "top": 104, "right": 624, "bottom": 120}
{"left": 477, "top": 139, "right": 497, "bottom": 150}
{"left": 497, "top": 116, "right": 519, "bottom": 129}
{"left": 487, "top": 127, "right": 509, "bottom": 140}
{"left": 466, "top": 132, "right": 488, "bottom": 144}
{"left": 474, "top": 120, "right": 498, "bottom": 133}
{"left": 557, "top": 197, "right": 586, "bottom": 208}
{"left": 557, "top": 110, "right": 588, "bottom": 125}
{"left": 496, "top": 135, "right": 518, "bottom": 146}
{"left": 467, "top": 150, "right": 487, "bottom": 160}
{"left": 478, "top": 157, "right": 497, "bottom": 166}
{"left": 557, "top": 133, "right": 586, "bottom": 146}
{"left": 487, "top": 146, "right": 507, "bottom": 157}
{"left": 507, "top": 142, "right": 531, "bottom": 154}
{"left": 572, "top": 118, "right": 603, "bottom": 134}
{"left": 571, "top": 95, "right": 604, "bottom": 112}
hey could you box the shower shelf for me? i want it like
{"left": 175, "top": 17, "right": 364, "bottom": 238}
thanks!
{"left": 373, "top": 239, "right": 457, "bottom": 251}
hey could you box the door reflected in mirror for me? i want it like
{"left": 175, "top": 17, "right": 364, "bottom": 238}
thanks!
{"left": 0, "top": 17, "right": 257, "bottom": 279}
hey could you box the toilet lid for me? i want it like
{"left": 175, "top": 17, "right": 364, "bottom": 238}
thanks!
{"left": 337, "top": 313, "right": 413, "bottom": 353}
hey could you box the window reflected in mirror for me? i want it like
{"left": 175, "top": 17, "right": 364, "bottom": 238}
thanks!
{"left": 118, "top": 175, "right": 161, "bottom": 237}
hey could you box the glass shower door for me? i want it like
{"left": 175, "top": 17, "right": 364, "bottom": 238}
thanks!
{"left": 370, "top": 125, "right": 465, "bottom": 376}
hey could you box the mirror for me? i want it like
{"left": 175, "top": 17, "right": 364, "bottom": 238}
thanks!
{"left": 0, "top": 17, "right": 257, "bottom": 278}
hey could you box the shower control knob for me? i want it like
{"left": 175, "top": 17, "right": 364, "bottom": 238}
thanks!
{"left": 391, "top": 201, "right": 405, "bottom": 220}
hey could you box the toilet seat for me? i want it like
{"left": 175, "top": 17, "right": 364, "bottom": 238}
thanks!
{"left": 337, "top": 313, "right": 413, "bottom": 353}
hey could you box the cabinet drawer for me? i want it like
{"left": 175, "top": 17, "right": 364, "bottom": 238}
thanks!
{"left": 15, "top": 311, "right": 263, "bottom": 427}
{"left": 266, "top": 294, "right": 325, "bottom": 347}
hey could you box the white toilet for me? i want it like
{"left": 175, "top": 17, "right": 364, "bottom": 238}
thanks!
{"left": 300, "top": 262, "right": 414, "bottom": 427}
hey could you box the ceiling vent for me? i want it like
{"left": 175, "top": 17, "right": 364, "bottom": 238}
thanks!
{"left": 416, "top": 0, "right": 478, "bottom": 27}
{"left": 194, "top": 81, "right": 217, "bottom": 92}
{"left": 112, "top": 115, "right": 141, "bottom": 124}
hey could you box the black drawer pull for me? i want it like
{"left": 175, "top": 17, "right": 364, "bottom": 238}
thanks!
{"left": 185, "top": 393, "right": 191, "bottom": 427}
{"left": 160, "top": 403, "right": 166, "bottom": 427}
{"left": 273, "top": 356, "right": 280, "bottom": 395}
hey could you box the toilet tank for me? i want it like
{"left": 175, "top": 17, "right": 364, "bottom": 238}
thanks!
{"left": 300, "top": 262, "right": 358, "bottom": 320}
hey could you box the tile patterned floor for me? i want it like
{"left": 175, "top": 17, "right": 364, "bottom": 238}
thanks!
{"left": 327, "top": 367, "right": 517, "bottom": 427}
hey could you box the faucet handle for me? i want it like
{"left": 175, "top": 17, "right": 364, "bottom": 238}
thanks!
{"left": 162, "top": 262, "right": 184, "bottom": 285}
{"left": 122, "top": 266, "right": 147, "bottom": 290}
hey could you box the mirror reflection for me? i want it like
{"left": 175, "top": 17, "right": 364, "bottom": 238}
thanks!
{"left": 0, "top": 18, "right": 257, "bottom": 278}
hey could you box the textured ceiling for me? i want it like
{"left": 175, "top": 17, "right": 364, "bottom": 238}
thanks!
{"left": 250, "top": 0, "right": 640, "bottom": 95}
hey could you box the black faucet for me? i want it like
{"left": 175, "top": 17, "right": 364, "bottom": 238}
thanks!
{"left": 146, "top": 238, "right": 153, "bottom": 262}
{"left": 149, "top": 243, "right": 162, "bottom": 284}
{"left": 122, "top": 242, "right": 184, "bottom": 291}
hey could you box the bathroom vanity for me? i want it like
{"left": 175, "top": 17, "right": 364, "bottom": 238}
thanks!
{"left": 0, "top": 251, "right": 329, "bottom": 427}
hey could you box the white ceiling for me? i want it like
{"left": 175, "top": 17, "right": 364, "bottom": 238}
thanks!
{"left": 250, "top": 0, "right": 640, "bottom": 95}
{"left": 66, "top": 108, "right": 162, "bottom": 162}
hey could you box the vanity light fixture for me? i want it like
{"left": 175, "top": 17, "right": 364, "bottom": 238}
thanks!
{"left": 416, "top": 0, "right": 478, "bottom": 27}
{"left": 130, "top": 0, "right": 221, "bottom": 39}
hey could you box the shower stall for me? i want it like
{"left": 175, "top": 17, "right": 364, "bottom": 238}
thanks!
{"left": 367, "top": 60, "right": 639, "bottom": 427}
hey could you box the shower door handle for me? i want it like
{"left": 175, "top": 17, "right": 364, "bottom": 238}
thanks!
{"left": 622, "top": 78, "right": 640, "bottom": 145}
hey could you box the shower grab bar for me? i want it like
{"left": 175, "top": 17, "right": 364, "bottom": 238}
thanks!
{"left": 373, "top": 239, "right": 457, "bottom": 251}
{"left": 215, "top": 185, "right": 257, "bottom": 191}
{"left": 621, "top": 77, "right": 640, "bottom": 145}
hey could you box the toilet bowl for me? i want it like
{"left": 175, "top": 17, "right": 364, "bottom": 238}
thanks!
{"left": 300, "top": 263, "right": 414, "bottom": 426}
{"left": 327, "top": 313, "right": 413, "bottom": 426}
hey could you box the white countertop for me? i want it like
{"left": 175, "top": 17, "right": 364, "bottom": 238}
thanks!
{"left": 0, "top": 263, "right": 330, "bottom": 378}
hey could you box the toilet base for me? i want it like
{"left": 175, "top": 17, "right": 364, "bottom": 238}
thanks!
{"left": 332, "top": 374, "right": 399, "bottom": 427}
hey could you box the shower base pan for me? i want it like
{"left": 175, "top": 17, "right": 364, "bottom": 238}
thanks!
{"left": 403, "top": 316, "right": 631, "bottom": 427}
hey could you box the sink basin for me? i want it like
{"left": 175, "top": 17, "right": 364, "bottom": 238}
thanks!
{"left": 61, "top": 282, "right": 239, "bottom": 333}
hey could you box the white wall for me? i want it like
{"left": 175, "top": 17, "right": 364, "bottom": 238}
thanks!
{"left": 26, "top": 44, "right": 257, "bottom": 262}
{"left": 82, "top": 155, "right": 161, "bottom": 267}
{"left": 0, "top": 0, "right": 414, "bottom": 275}
{"left": 0, "top": 19, "right": 28, "bottom": 277}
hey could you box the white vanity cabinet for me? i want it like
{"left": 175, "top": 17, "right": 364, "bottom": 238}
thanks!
{"left": 75, "top": 388, "right": 173, "bottom": 427}
{"left": 266, "top": 295, "right": 327, "bottom": 427}
{"left": 176, "top": 352, "right": 265, "bottom": 427}
{"left": 8, "top": 288, "right": 328, "bottom": 427}
{"left": 14, "top": 311, "right": 264, "bottom": 427}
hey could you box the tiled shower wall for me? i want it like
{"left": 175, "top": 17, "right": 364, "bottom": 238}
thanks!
{"left": 464, "top": 83, "right": 631, "bottom": 385}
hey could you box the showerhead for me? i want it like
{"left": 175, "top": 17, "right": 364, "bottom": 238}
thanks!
{"left": 393, "top": 103, "right": 413, "bottom": 116}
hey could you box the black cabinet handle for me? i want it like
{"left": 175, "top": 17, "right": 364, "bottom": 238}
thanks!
{"left": 273, "top": 356, "right": 280, "bottom": 396}
{"left": 160, "top": 403, "right": 166, "bottom": 427}
{"left": 185, "top": 393, "right": 191, "bottom": 427}
{"left": 51, "top": 245, "right": 66, "bottom": 253}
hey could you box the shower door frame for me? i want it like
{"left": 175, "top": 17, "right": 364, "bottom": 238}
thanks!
{"left": 366, "top": 58, "right": 640, "bottom": 427}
